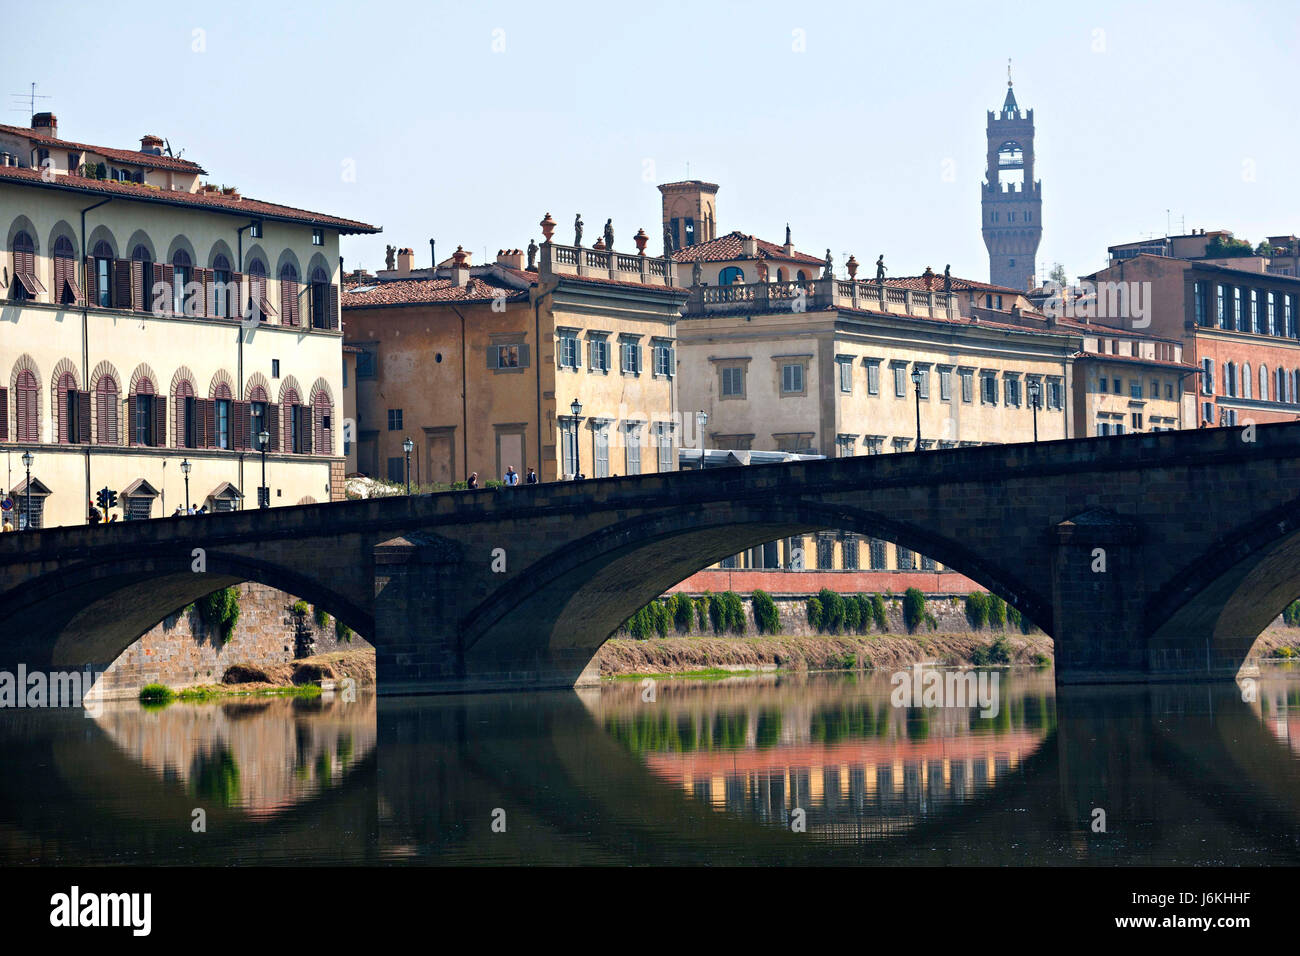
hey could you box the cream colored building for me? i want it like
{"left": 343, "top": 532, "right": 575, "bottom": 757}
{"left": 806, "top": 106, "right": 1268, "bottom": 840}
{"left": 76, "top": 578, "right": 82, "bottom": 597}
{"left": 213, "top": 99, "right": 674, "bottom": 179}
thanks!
{"left": 344, "top": 231, "right": 686, "bottom": 485}
{"left": 0, "top": 113, "right": 377, "bottom": 529}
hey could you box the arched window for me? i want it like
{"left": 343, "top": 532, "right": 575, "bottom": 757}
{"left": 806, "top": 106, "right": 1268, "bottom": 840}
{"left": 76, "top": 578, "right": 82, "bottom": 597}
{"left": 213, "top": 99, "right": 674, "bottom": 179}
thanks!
{"left": 13, "top": 368, "right": 39, "bottom": 441}
{"left": 796, "top": 270, "right": 807, "bottom": 282}
{"left": 718, "top": 266, "right": 745, "bottom": 286}
{"left": 53, "top": 236, "right": 80, "bottom": 305}
{"left": 213, "top": 381, "right": 232, "bottom": 449}
{"left": 132, "top": 244, "right": 153, "bottom": 313}
{"left": 309, "top": 267, "right": 334, "bottom": 330}
{"left": 1293, "top": 369, "right": 1300, "bottom": 405}
{"left": 10, "top": 231, "right": 41, "bottom": 301}
{"left": 1278, "top": 367, "right": 1287, "bottom": 404}
{"left": 96, "top": 374, "right": 120, "bottom": 444}
{"left": 56, "top": 369, "right": 86, "bottom": 443}
{"left": 129, "top": 375, "right": 163, "bottom": 446}
{"left": 172, "top": 249, "right": 193, "bottom": 315}
{"left": 312, "top": 388, "right": 333, "bottom": 455}
{"left": 248, "top": 384, "right": 273, "bottom": 451}
{"left": 1243, "top": 363, "right": 1252, "bottom": 399}
{"left": 174, "top": 377, "right": 198, "bottom": 448}
{"left": 283, "top": 386, "right": 308, "bottom": 453}
{"left": 775, "top": 268, "right": 786, "bottom": 283}
{"left": 91, "top": 240, "right": 117, "bottom": 309}
{"left": 1260, "top": 365, "right": 1269, "bottom": 402}
{"left": 212, "top": 254, "right": 232, "bottom": 318}
{"left": 279, "top": 263, "right": 300, "bottom": 326}
{"left": 247, "top": 259, "right": 275, "bottom": 324}
{"left": 1223, "top": 361, "right": 1236, "bottom": 398}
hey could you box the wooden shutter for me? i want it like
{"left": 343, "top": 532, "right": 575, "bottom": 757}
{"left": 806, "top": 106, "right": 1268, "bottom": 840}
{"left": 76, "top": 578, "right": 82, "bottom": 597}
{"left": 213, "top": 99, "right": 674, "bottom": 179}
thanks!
{"left": 233, "top": 401, "right": 249, "bottom": 449}
{"left": 130, "top": 261, "right": 144, "bottom": 311}
{"left": 160, "top": 264, "right": 175, "bottom": 315}
{"left": 114, "top": 260, "right": 131, "bottom": 310}
{"left": 267, "top": 404, "right": 280, "bottom": 451}
{"left": 152, "top": 396, "right": 167, "bottom": 447}
{"left": 328, "top": 285, "right": 339, "bottom": 330}
{"left": 52, "top": 255, "right": 67, "bottom": 303}
{"left": 0, "top": 386, "right": 6, "bottom": 441}
{"left": 127, "top": 394, "right": 138, "bottom": 444}
{"left": 300, "top": 406, "right": 312, "bottom": 454}
{"left": 76, "top": 391, "right": 91, "bottom": 444}
{"left": 16, "top": 381, "right": 35, "bottom": 442}
{"left": 83, "top": 257, "right": 96, "bottom": 307}
{"left": 314, "top": 402, "right": 324, "bottom": 453}
{"left": 280, "top": 280, "right": 298, "bottom": 326}
{"left": 203, "top": 399, "right": 216, "bottom": 447}
{"left": 230, "top": 272, "right": 242, "bottom": 321}
{"left": 193, "top": 268, "right": 209, "bottom": 317}
{"left": 204, "top": 269, "right": 218, "bottom": 316}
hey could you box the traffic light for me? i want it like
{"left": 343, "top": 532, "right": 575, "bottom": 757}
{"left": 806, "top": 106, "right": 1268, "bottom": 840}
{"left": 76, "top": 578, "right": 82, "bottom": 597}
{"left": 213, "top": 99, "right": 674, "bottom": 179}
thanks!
{"left": 96, "top": 488, "right": 109, "bottom": 511}
{"left": 107, "top": 489, "right": 118, "bottom": 509}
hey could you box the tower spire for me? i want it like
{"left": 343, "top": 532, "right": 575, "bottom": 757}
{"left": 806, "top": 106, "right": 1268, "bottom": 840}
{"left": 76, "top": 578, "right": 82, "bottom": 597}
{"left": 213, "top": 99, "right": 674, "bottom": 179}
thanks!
{"left": 1002, "top": 59, "right": 1019, "bottom": 114}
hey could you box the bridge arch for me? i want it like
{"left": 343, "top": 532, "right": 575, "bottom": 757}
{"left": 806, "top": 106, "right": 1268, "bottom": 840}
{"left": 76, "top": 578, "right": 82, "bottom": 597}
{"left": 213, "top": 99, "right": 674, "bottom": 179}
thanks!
{"left": 460, "top": 497, "right": 1051, "bottom": 682}
{"left": 0, "top": 545, "right": 372, "bottom": 674}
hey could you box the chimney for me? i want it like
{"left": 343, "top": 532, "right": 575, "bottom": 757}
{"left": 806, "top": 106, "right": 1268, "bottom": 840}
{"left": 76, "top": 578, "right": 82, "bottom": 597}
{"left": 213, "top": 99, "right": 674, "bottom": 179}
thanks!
{"left": 496, "top": 248, "right": 524, "bottom": 270}
{"left": 32, "top": 112, "right": 57, "bottom": 139}
{"left": 451, "top": 246, "right": 471, "bottom": 287}
{"left": 397, "top": 247, "right": 414, "bottom": 275}
{"left": 140, "top": 134, "right": 164, "bottom": 155}
{"left": 740, "top": 235, "right": 758, "bottom": 257}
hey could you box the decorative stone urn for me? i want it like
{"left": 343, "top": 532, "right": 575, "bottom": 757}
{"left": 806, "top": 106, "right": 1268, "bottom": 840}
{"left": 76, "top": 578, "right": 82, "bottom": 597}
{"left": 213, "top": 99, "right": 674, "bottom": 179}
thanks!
{"left": 846, "top": 255, "right": 859, "bottom": 279}
{"left": 592, "top": 238, "right": 606, "bottom": 251}
{"left": 539, "top": 213, "right": 556, "bottom": 243}
{"left": 634, "top": 228, "right": 648, "bottom": 255}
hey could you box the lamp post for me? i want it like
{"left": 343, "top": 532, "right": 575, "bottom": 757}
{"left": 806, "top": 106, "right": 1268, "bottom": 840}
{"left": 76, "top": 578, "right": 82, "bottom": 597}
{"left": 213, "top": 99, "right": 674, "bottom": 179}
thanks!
{"left": 1028, "top": 379, "right": 1041, "bottom": 443}
{"left": 569, "top": 398, "right": 582, "bottom": 478}
{"left": 696, "top": 410, "right": 708, "bottom": 470}
{"left": 403, "top": 437, "right": 414, "bottom": 494}
{"left": 910, "top": 367, "right": 923, "bottom": 450}
{"left": 258, "top": 429, "right": 270, "bottom": 508}
{"left": 180, "top": 458, "right": 192, "bottom": 512}
{"left": 20, "top": 451, "right": 32, "bottom": 531}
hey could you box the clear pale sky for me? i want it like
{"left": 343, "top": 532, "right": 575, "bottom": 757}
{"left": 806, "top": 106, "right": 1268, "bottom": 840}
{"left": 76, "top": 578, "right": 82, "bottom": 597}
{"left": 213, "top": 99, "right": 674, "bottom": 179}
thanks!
{"left": 9, "top": 0, "right": 1298, "bottom": 284}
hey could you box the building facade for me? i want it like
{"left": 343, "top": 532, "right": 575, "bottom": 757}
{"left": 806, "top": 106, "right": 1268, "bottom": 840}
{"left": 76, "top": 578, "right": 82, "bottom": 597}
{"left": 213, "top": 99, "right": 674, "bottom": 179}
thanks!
{"left": 343, "top": 231, "right": 686, "bottom": 485}
{"left": 1085, "top": 254, "right": 1300, "bottom": 427}
{"left": 0, "top": 114, "right": 376, "bottom": 528}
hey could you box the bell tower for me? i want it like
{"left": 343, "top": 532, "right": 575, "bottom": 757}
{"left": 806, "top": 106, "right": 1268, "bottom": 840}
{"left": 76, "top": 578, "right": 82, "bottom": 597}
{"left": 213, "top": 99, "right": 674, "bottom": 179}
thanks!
{"left": 981, "top": 63, "right": 1042, "bottom": 290}
{"left": 658, "top": 180, "right": 718, "bottom": 253}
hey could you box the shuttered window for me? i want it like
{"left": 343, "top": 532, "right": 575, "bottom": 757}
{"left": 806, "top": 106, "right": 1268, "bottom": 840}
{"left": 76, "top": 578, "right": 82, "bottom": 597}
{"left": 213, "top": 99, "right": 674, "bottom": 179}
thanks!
{"left": 11, "top": 231, "right": 42, "bottom": 301}
{"left": 172, "top": 250, "right": 193, "bottom": 316}
{"left": 310, "top": 268, "right": 330, "bottom": 329}
{"left": 92, "top": 240, "right": 114, "bottom": 308}
{"left": 279, "top": 265, "right": 300, "bottom": 326}
{"left": 96, "top": 376, "right": 120, "bottom": 444}
{"left": 0, "top": 385, "right": 6, "bottom": 441}
{"left": 313, "top": 391, "right": 333, "bottom": 455}
{"left": 53, "top": 236, "right": 81, "bottom": 305}
{"left": 174, "top": 380, "right": 195, "bottom": 447}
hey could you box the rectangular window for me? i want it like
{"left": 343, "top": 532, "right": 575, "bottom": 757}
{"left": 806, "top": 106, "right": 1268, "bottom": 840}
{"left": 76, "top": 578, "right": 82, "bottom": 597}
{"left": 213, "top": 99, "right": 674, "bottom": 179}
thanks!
{"left": 866, "top": 361, "right": 880, "bottom": 396}
{"left": 312, "top": 228, "right": 324, "bottom": 246}
{"left": 1234, "top": 287, "right": 1243, "bottom": 330}
{"left": 215, "top": 398, "right": 230, "bottom": 450}
{"left": 816, "top": 535, "right": 834, "bottom": 569}
{"left": 620, "top": 337, "right": 641, "bottom": 375}
{"left": 782, "top": 363, "right": 804, "bottom": 394}
{"left": 1047, "top": 379, "right": 1063, "bottom": 410}
{"left": 1130, "top": 381, "right": 1142, "bottom": 399}
{"left": 1216, "top": 284, "right": 1226, "bottom": 327}
{"left": 839, "top": 360, "right": 853, "bottom": 393}
{"left": 896, "top": 546, "right": 916, "bottom": 571}
{"left": 653, "top": 341, "right": 674, "bottom": 377}
{"left": 1194, "top": 281, "right": 1208, "bottom": 326}
{"left": 588, "top": 336, "right": 609, "bottom": 372}
{"left": 625, "top": 424, "right": 641, "bottom": 475}
{"left": 1287, "top": 294, "right": 1296, "bottom": 337}
{"left": 356, "top": 351, "right": 376, "bottom": 379}
{"left": 869, "top": 538, "right": 888, "bottom": 570}
{"left": 593, "top": 422, "right": 609, "bottom": 477}
{"left": 1099, "top": 377, "right": 1108, "bottom": 393}
{"left": 1132, "top": 411, "right": 1143, "bottom": 430}
{"left": 387, "top": 408, "right": 403, "bottom": 431}
{"left": 493, "top": 344, "right": 521, "bottom": 369}
{"left": 561, "top": 420, "right": 578, "bottom": 477}
{"left": 249, "top": 222, "right": 263, "bottom": 239}
{"left": 1250, "top": 290, "right": 1260, "bottom": 333}
{"left": 655, "top": 422, "right": 673, "bottom": 471}
{"left": 916, "top": 367, "right": 930, "bottom": 400}
{"left": 721, "top": 365, "right": 744, "bottom": 397}
{"left": 134, "top": 394, "right": 153, "bottom": 445}
{"left": 96, "top": 257, "right": 111, "bottom": 308}
{"left": 893, "top": 364, "right": 906, "bottom": 398}
{"left": 841, "top": 535, "right": 859, "bottom": 570}
{"left": 272, "top": 359, "right": 280, "bottom": 379}
{"left": 251, "top": 402, "right": 267, "bottom": 446}
{"left": 960, "top": 369, "right": 974, "bottom": 403}
{"left": 981, "top": 373, "right": 998, "bottom": 405}
{"left": 938, "top": 367, "right": 951, "bottom": 401}
{"left": 559, "top": 330, "right": 580, "bottom": 369}
{"left": 1005, "top": 377, "right": 1021, "bottom": 407}
{"left": 1268, "top": 292, "right": 1277, "bottom": 335}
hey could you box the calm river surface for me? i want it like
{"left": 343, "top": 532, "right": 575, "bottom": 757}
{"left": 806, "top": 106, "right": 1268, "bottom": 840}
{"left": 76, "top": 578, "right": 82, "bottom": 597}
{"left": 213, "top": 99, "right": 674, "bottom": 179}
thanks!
{"left": 4, "top": 667, "right": 1300, "bottom": 865}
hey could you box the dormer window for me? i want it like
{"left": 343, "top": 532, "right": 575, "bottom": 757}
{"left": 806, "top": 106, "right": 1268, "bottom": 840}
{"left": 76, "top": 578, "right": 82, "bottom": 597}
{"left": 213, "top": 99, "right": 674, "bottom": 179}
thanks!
{"left": 249, "top": 222, "right": 263, "bottom": 239}
{"left": 312, "top": 228, "right": 324, "bottom": 246}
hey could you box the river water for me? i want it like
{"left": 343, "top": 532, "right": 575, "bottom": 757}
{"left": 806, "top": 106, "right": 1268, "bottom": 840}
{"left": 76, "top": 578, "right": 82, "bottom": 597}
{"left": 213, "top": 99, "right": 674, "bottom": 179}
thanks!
{"left": 3, "top": 667, "right": 1300, "bottom": 865}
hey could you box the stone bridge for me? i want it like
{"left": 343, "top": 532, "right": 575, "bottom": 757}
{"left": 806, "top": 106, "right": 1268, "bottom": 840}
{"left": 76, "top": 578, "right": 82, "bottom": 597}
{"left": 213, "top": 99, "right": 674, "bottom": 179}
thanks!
{"left": 3, "top": 422, "right": 1300, "bottom": 693}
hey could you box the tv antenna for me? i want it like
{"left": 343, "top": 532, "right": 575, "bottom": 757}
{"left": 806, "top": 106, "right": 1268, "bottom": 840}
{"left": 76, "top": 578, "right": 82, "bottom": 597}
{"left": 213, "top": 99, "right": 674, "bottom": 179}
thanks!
{"left": 8, "top": 82, "right": 50, "bottom": 118}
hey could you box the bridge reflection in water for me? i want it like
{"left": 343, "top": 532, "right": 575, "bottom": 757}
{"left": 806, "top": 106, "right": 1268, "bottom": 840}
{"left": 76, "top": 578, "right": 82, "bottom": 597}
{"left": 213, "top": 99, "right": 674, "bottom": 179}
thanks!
{"left": 6, "top": 671, "right": 1300, "bottom": 864}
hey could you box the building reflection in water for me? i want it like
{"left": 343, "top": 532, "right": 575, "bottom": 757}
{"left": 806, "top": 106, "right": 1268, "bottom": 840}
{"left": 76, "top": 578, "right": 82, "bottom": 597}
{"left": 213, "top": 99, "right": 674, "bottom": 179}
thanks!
{"left": 597, "top": 672, "right": 1055, "bottom": 843}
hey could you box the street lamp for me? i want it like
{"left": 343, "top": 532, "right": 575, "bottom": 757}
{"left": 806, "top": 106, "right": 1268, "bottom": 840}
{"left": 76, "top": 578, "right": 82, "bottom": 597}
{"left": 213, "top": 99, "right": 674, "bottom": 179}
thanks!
{"left": 403, "top": 437, "right": 414, "bottom": 494}
{"left": 180, "top": 458, "right": 192, "bottom": 512}
{"left": 696, "top": 410, "right": 708, "bottom": 470}
{"left": 910, "top": 367, "right": 923, "bottom": 449}
{"left": 569, "top": 398, "right": 583, "bottom": 478}
{"left": 258, "top": 429, "right": 271, "bottom": 508}
{"left": 20, "top": 451, "right": 33, "bottom": 531}
{"left": 1028, "top": 379, "right": 1041, "bottom": 443}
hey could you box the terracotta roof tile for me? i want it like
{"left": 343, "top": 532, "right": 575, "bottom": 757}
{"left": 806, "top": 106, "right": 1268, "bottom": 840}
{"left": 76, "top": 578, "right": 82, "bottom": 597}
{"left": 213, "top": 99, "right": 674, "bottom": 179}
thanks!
{"left": 0, "top": 165, "right": 379, "bottom": 233}
{"left": 0, "top": 122, "right": 206, "bottom": 173}
{"left": 886, "top": 274, "right": 1025, "bottom": 295}
{"left": 670, "top": 231, "right": 823, "bottom": 266}
{"left": 343, "top": 276, "right": 528, "bottom": 308}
